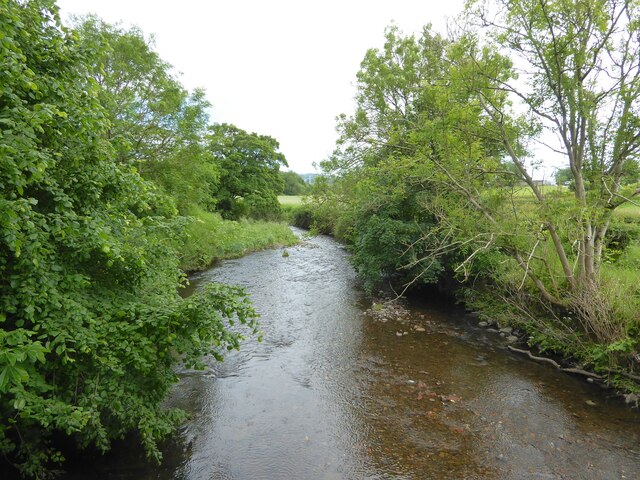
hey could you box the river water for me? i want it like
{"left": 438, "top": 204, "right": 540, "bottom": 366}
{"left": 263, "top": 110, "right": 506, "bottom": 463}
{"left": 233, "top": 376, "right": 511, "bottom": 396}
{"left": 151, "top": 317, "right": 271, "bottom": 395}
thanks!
{"left": 66, "top": 230, "right": 640, "bottom": 479}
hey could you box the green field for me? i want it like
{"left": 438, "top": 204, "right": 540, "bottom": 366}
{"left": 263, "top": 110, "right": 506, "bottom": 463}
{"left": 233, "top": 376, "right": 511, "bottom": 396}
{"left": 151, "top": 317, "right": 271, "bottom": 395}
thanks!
{"left": 508, "top": 185, "right": 569, "bottom": 196}
{"left": 278, "top": 195, "right": 305, "bottom": 205}
{"left": 281, "top": 189, "right": 640, "bottom": 221}
{"left": 616, "top": 202, "right": 640, "bottom": 221}
{"left": 504, "top": 186, "right": 640, "bottom": 221}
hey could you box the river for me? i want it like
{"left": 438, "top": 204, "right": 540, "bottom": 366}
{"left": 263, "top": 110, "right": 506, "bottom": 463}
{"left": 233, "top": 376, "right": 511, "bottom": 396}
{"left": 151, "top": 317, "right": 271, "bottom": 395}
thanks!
{"left": 65, "top": 230, "right": 640, "bottom": 479}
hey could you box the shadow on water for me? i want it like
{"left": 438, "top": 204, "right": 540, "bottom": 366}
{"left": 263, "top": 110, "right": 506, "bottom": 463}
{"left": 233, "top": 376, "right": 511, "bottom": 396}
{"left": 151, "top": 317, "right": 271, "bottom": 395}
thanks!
{"left": 63, "top": 229, "right": 640, "bottom": 480}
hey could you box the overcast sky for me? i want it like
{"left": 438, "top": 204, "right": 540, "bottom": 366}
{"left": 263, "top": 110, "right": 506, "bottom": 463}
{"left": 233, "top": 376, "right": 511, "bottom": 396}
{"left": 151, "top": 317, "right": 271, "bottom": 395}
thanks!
{"left": 57, "top": 0, "right": 464, "bottom": 173}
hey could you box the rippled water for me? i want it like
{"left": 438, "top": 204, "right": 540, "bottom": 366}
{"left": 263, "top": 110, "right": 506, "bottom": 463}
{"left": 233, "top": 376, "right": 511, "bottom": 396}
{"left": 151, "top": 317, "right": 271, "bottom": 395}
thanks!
{"left": 65, "top": 230, "right": 640, "bottom": 479}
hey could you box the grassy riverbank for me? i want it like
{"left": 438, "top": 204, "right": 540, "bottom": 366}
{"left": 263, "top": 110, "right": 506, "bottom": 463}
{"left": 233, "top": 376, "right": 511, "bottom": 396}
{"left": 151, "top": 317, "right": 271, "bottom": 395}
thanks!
{"left": 179, "top": 206, "right": 298, "bottom": 272}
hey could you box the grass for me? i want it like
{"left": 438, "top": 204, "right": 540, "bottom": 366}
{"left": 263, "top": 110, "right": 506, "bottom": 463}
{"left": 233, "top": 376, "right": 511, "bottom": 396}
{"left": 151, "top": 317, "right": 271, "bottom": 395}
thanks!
{"left": 615, "top": 202, "right": 640, "bottom": 222}
{"left": 278, "top": 195, "right": 305, "bottom": 206}
{"left": 278, "top": 197, "right": 315, "bottom": 228}
{"left": 178, "top": 206, "right": 298, "bottom": 272}
{"left": 498, "top": 185, "right": 640, "bottom": 222}
{"left": 507, "top": 185, "right": 569, "bottom": 196}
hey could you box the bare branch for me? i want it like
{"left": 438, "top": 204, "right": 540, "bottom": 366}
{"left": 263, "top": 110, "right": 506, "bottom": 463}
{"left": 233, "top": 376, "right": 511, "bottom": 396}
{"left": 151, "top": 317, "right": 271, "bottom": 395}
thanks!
{"left": 518, "top": 233, "right": 542, "bottom": 291}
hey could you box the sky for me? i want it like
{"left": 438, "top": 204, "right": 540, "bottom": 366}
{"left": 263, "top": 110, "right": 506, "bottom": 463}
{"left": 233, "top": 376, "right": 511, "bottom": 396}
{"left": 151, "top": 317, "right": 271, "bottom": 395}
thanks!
{"left": 56, "top": 0, "right": 464, "bottom": 174}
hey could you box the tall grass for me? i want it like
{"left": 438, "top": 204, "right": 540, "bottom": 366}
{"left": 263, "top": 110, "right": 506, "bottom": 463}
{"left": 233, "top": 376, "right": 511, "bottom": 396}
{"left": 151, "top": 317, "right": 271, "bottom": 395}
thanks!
{"left": 179, "top": 206, "right": 298, "bottom": 272}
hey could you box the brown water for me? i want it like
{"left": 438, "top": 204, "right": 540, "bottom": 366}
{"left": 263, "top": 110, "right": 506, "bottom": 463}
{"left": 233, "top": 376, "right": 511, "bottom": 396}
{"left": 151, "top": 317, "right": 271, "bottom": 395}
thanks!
{"left": 65, "top": 230, "right": 640, "bottom": 479}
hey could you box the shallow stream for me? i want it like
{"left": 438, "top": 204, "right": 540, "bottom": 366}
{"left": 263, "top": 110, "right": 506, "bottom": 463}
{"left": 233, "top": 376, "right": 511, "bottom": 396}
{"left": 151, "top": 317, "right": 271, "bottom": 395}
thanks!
{"left": 65, "top": 230, "right": 640, "bottom": 479}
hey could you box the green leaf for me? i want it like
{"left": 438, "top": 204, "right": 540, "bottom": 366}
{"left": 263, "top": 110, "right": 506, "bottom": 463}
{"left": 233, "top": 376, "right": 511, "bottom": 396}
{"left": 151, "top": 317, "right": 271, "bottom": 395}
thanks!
{"left": 0, "top": 368, "right": 9, "bottom": 392}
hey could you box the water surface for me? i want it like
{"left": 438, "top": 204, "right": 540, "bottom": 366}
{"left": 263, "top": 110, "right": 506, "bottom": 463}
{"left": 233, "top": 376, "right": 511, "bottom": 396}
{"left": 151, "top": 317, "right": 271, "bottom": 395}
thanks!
{"left": 65, "top": 231, "right": 640, "bottom": 479}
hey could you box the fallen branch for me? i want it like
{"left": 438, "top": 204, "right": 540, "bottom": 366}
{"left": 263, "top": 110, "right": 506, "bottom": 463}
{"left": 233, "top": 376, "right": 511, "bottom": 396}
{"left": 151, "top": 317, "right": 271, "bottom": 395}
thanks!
{"left": 620, "top": 371, "right": 640, "bottom": 382}
{"left": 508, "top": 345, "right": 560, "bottom": 368}
{"left": 561, "top": 367, "right": 603, "bottom": 380}
{"left": 507, "top": 346, "right": 604, "bottom": 380}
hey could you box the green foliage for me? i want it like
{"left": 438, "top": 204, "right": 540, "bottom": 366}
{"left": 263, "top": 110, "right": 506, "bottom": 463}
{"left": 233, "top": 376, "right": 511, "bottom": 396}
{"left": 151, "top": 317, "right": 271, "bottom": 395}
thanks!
{"left": 554, "top": 167, "right": 573, "bottom": 188}
{"left": 281, "top": 203, "right": 314, "bottom": 229}
{"left": 326, "top": 25, "right": 448, "bottom": 172}
{"left": 280, "top": 171, "right": 309, "bottom": 195}
{"left": 208, "top": 123, "right": 287, "bottom": 221}
{"left": 178, "top": 207, "right": 298, "bottom": 272}
{"left": 75, "top": 17, "right": 187, "bottom": 166}
{"left": 315, "top": 1, "right": 640, "bottom": 385}
{"left": 74, "top": 17, "right": 219, "bottom": 214}
{"left": 141, "top": 88, "right": 219, "bottom": 213}
{"left": 305, "top": 175, "right": 355, "bottom": 237}
{"left": 621, "top": 160, "right": 640, "bottom": 186}
{"left": 315, "top": 27, "right": 485, "bottom": 291}
{"left": 353, "top": 213, "right": 441, "bottom": 292}
{"left": 0, "top": 2, "right": 263, "bottom": 476}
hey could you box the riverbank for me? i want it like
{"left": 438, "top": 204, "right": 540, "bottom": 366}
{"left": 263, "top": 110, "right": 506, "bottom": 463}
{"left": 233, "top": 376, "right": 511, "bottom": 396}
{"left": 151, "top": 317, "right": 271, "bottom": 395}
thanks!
{"left": 178, "top": 206, "right": 299, "bottom": 272}
{"left": 288, "top": 202, "right": 640, "bottom": 398}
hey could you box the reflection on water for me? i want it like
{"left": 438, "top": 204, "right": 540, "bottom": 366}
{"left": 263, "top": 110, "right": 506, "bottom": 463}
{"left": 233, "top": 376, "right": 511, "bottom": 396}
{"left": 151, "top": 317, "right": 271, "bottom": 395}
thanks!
{"left": 64, "top": 230, "right": 640, "bottom": 479}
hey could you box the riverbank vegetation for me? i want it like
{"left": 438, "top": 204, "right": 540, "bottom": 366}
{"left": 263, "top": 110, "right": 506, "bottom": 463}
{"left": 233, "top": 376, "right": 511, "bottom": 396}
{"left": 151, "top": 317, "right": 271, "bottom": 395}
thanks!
{"left": 179, "top": 207, "right": 297, "bottom": 272}
{"left": 0, "top": 1, "right": 295, "bottom": 477}
{"left": 304, "top": 0, "right": 640, "bottom": 391}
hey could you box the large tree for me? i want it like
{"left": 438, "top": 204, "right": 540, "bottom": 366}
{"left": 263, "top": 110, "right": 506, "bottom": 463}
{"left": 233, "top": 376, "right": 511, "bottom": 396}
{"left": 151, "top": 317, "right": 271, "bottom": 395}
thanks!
{"left": 75, "top": 16, "right": 186, "bottom": 166}
{"left": 327, "top": 25, "right": 448, "bottom": 172}
{"left": 208, "top": 123, "right": 287, "bottom": 220}
{"left": 454, "top": 0, "right": 640, "bottom": 323}
{"left": 75, "top": 17, "right": 219, "bottom": 212}
{"left": 319, "top": 27, "right": 455, "bottom": 290}
{"left": 321, "top": 3, "right": 640, "bottom": 370}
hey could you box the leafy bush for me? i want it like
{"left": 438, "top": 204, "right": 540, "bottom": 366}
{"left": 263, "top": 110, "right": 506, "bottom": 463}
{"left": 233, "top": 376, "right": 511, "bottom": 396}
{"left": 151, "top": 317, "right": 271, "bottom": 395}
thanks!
{"left": 282, "top": 203, "right": 314, "bottom": 229}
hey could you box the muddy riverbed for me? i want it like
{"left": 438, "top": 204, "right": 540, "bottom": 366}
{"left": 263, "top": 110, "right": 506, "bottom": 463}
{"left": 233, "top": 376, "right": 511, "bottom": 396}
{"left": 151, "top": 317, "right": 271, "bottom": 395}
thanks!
{"left": 65, "top": 230, "right": 640, "bottom": 479}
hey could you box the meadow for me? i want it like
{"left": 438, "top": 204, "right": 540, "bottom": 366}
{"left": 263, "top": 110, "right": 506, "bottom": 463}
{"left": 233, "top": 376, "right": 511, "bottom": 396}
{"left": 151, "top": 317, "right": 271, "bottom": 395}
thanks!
{"left": 278, "top": 195, "right": 306, "bottom": 205}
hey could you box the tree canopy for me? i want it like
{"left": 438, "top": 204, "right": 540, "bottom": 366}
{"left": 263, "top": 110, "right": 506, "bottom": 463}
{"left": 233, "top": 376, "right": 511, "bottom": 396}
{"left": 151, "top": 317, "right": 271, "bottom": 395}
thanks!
{"left": 74, "top": 16, "right": 219, "bottom": 213}
{"left": 208, "top": 123, "right": 288, "bottom": 220}
{"left": 280, "top": 171, "right": 308, "bottom": 195}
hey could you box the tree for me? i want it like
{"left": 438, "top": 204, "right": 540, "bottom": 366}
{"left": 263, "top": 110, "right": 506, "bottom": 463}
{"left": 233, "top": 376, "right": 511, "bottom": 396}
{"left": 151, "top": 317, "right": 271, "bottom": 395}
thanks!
{"left": 0, "top": 2, "right": 256, "bottom": 476}
{"left": 75, "top": 17, "right": 219, "bottom": 213}
{"left": 280, "top": 171, "right": 308, "bottom": 195}
{"left": 555, "top": 167, "right": 573, "bottom": 187}
{"left": 75, "top": 17, "right": 185, "bottom": 167}
{"left": 208, "top": 123, "right": 287, "bottom": 220}
{"left": 326, "top": 25, "right": 448, "bottom": 172}
{"left": 319, "top": 27, "right": 452, "bottom": 290}
{"left": 460, "top": 0, "right": 640, "bottom": 308}
{"left": 321, "top": 7, "right": 640, "bottom": 373}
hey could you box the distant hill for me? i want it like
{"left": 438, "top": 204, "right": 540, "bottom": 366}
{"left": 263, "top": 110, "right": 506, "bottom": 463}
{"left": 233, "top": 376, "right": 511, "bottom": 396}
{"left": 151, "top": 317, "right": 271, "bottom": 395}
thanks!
{"left": 300, "top": 173, "right": 320, "bottom": 184}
